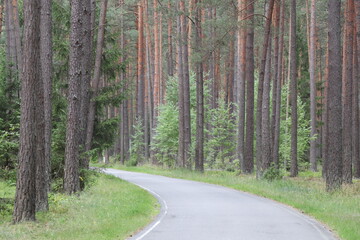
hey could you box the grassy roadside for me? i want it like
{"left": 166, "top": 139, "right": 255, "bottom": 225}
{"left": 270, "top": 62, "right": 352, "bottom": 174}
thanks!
{"left": 0, "top": 173, "right": 159, "bottom": 240}
{"left": 98, "top": 163, "right": 360, "bottom": 240}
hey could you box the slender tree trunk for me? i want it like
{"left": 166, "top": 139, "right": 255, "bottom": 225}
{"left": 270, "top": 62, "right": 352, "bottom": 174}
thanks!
{"left": 342, "top": 0, "right": 354, "bottom": 184}
{"left": 177, "top": 6, "right": 185, "bottom": 167}
{"left": 271, "top": 2, "right": 280, "bottom": 151}
{"left": 79, "top": 0, "right": 93, "bottom": 170}
{"left": 352, "top": 26, "right": 360, "bottom": 178}
{"left": 167, "top": 1, "right": 174, "bottom": 77}
{"left": 353, "top": 0, "right": 360, "bottom": 178}
{"left": 256, "top": 0, "right": 275, "bottom": 177}
{"left": 85, "top": 0, "right": 108, "bottom": 153}
{"left": 153, "top": 0, "right": 160, "bottom": 116}
{"left": 262, "top": 34, "right": 272, "bottom": 172}
{"left": 273, "top": 0, "right": 285, "bottom": 167}
{"left": 178, "top": 0, "right": 191, "bottom": 168}
{"left": 309, "top": 0, "right": 318, "bottom": 172}
{"left": 182, "top": 0, "right": 191, "bottom": 169}
{"left": 13, "top": 0, "right": 40, "bottom": 222}
{"left": 194, "top": 0, "right": 204, "bottom": 172}
{"left": 144, "top": 0, "right": 154, "bottom": 161}
{"left": 244, "top": 0, "right": 255, "bottom": 174}
{"left": 325, "top": 0, "right": 343, "bottom": 191}
{"left": 36, "top": 0, "right": 53, "bottom": 211}
{"left": 237, "top": 0, "right": 246, "bottom": 171}
{"left": 289, "top": 0, "right": 298, "bottom": 177}
{"left": 64, "top": 0, "right": 84, "bottom": 195}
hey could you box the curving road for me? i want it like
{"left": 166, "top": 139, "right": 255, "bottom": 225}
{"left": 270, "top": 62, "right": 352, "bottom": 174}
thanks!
{"left": 104, "top": 168, "right": 338, "bottom": 240}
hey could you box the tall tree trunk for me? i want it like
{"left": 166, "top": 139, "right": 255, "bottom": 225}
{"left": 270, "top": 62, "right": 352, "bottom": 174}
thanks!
{"left": 342, "top": 0, "right": 354, "bottom": 184}
{"left": 178, "top": 0, "right": 191, "bottom": 168}
{"left": 325, "top": 0, "right": 343, "bottom": 191}
{"left": 262, "top": 34, "right": 272, "bottom": 172}
{"left": 64, "top": 0, "right": 84, "bottom": 195}
{"left": 309, "top": 0, "right": 318, "bottom": 172}
{"left": 79, "top": 0, "right": 93, "bottom": 170}
{"left": 237, "top": 0, "right": 246, "bottom": 171}
{"left": 256, "top": 0, "right": 275, "bottom": 177}
{"left": 36, "top": 0, "right": 53, "bottom": 211}
{"left": 177, "top": 6, "right": 185, "bottom": 167}
{"left": 167, "top": 0, "right": 174, "bottom": 77}
{"left": 273, "top": 0, "right": 285, "bottom": 167}
{"left": 85, "top": 0, "right": 108, "bottom": 153}
{"left": 194, "top": 0, "right": 204, "bottom": 172}
{"left": 244, "top": 0, "right": 255, "bottom": 174}
{"left": 271, "top": 2, "right": 280, "bottom": 152}
{"left": 153, "top": 0, "right": 160, "bottom": 116}
{"left": 13, "top": 0, "right": 40, "bottom": 223}
{"left": 352, "top": 26, "right": 360, "bottom": 178}
{"left": 144, "top": 0, "right": 154, "bottom": 161}
{"left": 289, "top": 0, "right": 298, "bottom": 177}
{"left": 353, "top": 0, "right": 360, "bottom": 179}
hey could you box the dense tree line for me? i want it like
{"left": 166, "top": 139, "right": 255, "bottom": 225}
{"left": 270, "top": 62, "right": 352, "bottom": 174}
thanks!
{"left": 0, "top": 0, "right": 359, "bottom": 222}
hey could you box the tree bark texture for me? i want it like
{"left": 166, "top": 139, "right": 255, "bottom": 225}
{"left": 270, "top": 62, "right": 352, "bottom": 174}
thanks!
{"left": 352, "top": 26, "right": 360, "bottom": 178}
{"left": 79, "top": 0, "right": 93, "bottom": 170}
{"left": 194, "top": 0, "right": 204, "bottom": 172}
{"left": 64, "top": 0, "right": 84, "bottom": 194}
{"left": 326, "top": 0, "right": 343, "bottom": 191}
{"left": 244, "top": 0, "right": 255, "bottom": 174}
{"left": 85, "top": 0, "right": 108, "bottom": 153}
{"left": 309, "top": 0, "right": 318, "bottom": 172}
{"left": 290, "top": 0, "right": 298, "bottom": 177}
{"left": 36, "top": 0, "right": 53, "bottom": 212}
{"left": 342, "top": 0, "right": 354, "bottom": 184}
{"left": 255, "top": 0, "right": 275, "bottom": 177}
{"left": 261, "top": 36, "right": 272, "bottom": 172}
{"left": 354, "top": 0, "right": 360, "bottom": 178}
{"left": 13, "top": 0, "right": 40, "bottom": 223}
{"left": 237, "top": 0, "right": 246, "bottom": 171}
{"left": 178, "top": 0, "right": 191, "bottom": 168}
{"left": 273, "top": 0, "right": 284, "bottom": 168}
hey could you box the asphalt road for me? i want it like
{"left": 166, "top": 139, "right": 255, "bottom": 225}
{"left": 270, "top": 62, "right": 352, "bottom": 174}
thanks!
{"left": 104, "top": 168, "right": 338, "bottom": 240}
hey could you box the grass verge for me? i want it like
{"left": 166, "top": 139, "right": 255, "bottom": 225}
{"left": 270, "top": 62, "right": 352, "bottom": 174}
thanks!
{"left": 0, "top": 173, "right": 159, "bottom": 240}
{"left": 96, "top": 163, "right": 360, "bottom": 240}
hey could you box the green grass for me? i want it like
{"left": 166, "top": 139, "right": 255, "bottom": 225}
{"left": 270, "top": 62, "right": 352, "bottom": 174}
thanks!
{"left": 0, "top": 174, "right": 159, "bottom": 240}
{"left": 98, "top": 163, "right": 360, "bottom": 240}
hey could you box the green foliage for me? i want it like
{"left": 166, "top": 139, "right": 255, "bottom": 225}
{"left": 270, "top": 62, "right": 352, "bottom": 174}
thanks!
{"left": 129, "top": 118, "right": 145, "bottom": 165}
{"left": 0, "top": 47, "right": 20, "bottom": 171}
{"left": 263, "top": 163, "right": 284, "bottom": 181}
{"left": 152, "top": 102, "right": 179, "bottom": 167}
{"left": 206, "top": 97, "right": 236, "bottom": 169}
{"left": 279, "top": 83, "right": 311, "bottom": 169}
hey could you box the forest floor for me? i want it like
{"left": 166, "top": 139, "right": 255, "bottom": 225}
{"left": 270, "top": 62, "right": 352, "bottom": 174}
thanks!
{"left": 0, "top": 173, "right": 159, "bottom": 240}
{"left": 96, "top": 163, "right": 360, "bottom": 240}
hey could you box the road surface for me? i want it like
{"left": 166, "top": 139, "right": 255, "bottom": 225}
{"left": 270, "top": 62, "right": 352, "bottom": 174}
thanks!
{"left": 104, "top": 168, "right": 338, "bottom": 240}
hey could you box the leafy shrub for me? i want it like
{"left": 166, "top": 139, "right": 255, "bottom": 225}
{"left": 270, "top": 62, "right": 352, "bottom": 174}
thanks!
{"left": 263, "top": 164, "right": 284, "bottom": 181}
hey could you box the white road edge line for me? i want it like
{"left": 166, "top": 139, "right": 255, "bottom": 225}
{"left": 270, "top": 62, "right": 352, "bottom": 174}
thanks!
{"left": 277, "top": 204, "right": 335, "bottom": 240}
{"left": 132, "top": 184, "right": 168, "bottom": 240}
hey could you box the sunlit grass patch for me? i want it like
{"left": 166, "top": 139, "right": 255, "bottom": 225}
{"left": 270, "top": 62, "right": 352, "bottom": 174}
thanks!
{"left": 0, "top": 174, "right": 159, "bottom": 240}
